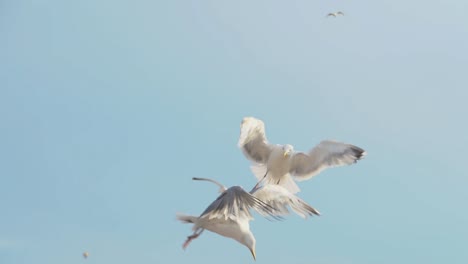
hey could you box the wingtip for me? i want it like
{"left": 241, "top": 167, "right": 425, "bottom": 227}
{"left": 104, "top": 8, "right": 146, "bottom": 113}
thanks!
{"left": 351, "top": 146, "right": 367, "bottom": 161}
{"left": 358, "top": 150, "right": 367, "bottom": 160}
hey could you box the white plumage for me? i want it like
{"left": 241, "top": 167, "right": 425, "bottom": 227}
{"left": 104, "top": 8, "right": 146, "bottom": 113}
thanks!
{"left": 177, "top": 177, "right": 320, "bottom": 260}
{"left": 238, "top": 117, "right": 366, "bottom": 193}
{"left": 176, "top": 178, "right": 281, "bottom": 260}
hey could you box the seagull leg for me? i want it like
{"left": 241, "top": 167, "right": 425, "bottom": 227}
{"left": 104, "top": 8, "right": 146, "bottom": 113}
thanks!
{"left": 253, "top": 170, "right": 268, "bottom": 190}
{"left": 182, "top": 229, "right": 204, "bottom": 250}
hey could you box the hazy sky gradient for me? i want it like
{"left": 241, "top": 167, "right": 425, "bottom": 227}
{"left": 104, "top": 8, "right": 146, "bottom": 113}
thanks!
{"left": 2, "top": 0, "right": 468, "bottom": 263}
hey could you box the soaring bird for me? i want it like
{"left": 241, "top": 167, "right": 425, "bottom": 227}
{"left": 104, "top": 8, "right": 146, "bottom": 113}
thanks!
{"left": 177, "top": 177, "right": 319, "bottom": 260}
{"left": 238, "top": 117, "right": 366, "bottom": 194}
{"left": 326, "top": 11, "right": 344, "bottom": 17}
{"left": 176, "top": 179, "right": 281, "bottom": 260}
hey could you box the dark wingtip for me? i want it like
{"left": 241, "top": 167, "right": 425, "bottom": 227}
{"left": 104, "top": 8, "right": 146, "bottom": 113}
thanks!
{"left": 351, "top": 146, "right": 366, "bottom": 161}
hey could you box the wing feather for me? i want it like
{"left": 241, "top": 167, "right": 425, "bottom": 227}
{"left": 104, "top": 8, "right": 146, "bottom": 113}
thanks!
{"left": 251, "top": 184, "right": 320, "bottom": 218}
{"left": 238, "top": 117, "right": 273, "bottom": 164}
{"left": 199, "top": 186, "right": 282, "bottom": 221}
{"left": 289, "top": 140, "right": 366, "bottom": 181}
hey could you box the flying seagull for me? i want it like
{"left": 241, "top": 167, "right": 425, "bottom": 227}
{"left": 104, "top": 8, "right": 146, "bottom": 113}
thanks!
{"left": 177, "top": 178, "right": 281, "bottom": 260}
{"left": 326, "top": 11, "right": 344, "bottom": 17}
{"left": 238, "top": 117, "right": 366, "bottom": 194}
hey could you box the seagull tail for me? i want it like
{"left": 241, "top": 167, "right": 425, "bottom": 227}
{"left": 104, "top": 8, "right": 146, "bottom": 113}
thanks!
{"left": 176, "top": 213, "right": 198, "bottom": 224}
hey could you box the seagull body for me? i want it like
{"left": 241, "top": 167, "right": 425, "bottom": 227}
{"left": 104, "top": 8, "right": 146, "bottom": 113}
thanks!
{"left": 177, "top": 212, "right": 255, "bottom": 256}
{"left": 327, "top": 11, "right": 344, "bottom": 17}
{"left": 177, "top": 180, "right": 280, "bottom": 260}
{"left": 238, "top": 117, "right": 366, "bottom": 194}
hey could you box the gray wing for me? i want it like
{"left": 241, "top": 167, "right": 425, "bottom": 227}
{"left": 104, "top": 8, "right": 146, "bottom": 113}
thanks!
{"left": 238, "top": 117, "right": 274, "bottom": 164}
{"left": 289, "top": 140, "right": 366, "bottom": 181}
{"left": 251, "top": 184, "right": 320, "bottom": 218}
{"left": 199, "top": 186, "right": 282, "bottom": 221}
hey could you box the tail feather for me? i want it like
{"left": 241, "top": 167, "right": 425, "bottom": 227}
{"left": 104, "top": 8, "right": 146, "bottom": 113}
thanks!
{"left": 176, "top": 213, "right": 198, "bottom": 224}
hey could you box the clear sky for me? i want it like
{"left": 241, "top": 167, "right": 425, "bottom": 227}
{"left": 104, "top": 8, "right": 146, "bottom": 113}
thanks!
{"left": 2, "top": 0, "right": 468, "bottom": 263}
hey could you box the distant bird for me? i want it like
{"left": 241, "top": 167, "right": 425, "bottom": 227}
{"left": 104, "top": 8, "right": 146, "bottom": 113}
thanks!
{"left": 82, "top": 252, "right": 89, "bottom": 259}
{"left": 326, "top": 11, "right": 344, "bottom": 17}
{"left": 238, "top": 117, "right": 366, "bottom": 194}
{"left": 177, "top": 177, "right": 319, "bottom": 260}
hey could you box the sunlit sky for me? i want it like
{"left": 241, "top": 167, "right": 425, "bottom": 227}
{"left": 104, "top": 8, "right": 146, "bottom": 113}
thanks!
{"left": 2, "top": 0, "right": 468, "bottom": 263}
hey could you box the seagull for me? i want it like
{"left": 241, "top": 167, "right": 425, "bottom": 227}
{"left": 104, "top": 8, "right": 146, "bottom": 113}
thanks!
{"left": 82, "top": 252, "right": 89, "bottom": 259}
{"left": 238, "top": 117, "right": 366, "bottom": 194}
{"left": 326, "top": 11, "right": 344, "bottom": 17}
{"left": 177, "top": 178, "right": 281, "bottom": 260}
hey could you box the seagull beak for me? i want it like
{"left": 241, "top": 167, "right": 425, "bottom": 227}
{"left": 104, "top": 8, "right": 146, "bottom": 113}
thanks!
{"left": 283, "top": 150, "right": 290, "bottom": 157}
{"left": 250, "top": 248, "right": 256, "bottom": 261}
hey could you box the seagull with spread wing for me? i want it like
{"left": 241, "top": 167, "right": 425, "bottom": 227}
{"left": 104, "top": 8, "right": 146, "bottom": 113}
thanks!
{"left": 176, "top": 178, "right": 282, "bottom": 260}
{"left": 238, "top": 117, "right": 366, "bottom": 194}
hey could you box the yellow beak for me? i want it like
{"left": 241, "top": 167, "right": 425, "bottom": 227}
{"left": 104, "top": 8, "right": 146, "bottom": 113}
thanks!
{"left": 283, "top": 151, "right": 289, "bottom": 157}
{"left": 250, "top": 248, "right": 256, "bottom": 261}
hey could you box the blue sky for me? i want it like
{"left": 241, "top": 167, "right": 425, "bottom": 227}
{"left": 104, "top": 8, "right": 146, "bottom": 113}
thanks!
{"left": 1, "top": 0, "right": 468, "bottom": 263}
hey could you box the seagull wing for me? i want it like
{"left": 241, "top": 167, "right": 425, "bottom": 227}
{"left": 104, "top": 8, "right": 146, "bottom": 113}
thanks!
{"left": 289, "top": 140, "right": 366, "bottom": 181}
{"left": 199, "top": 186, "right": 282, "bottom": 221}
{"left": 251, "top": 184, "right": 320, "bottom": 218}
{"left": 238, "top": 117, "right": 274, "bottom": 164}
{"left": 192, "top": 177, "right": 227, "bottom": 193}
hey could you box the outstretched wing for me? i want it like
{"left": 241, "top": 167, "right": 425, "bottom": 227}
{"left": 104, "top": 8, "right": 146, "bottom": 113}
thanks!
{"left": 199, "top": 186, "right": 282, "bottom": 221}
{"left": 238, "top": 117, "right": 274, "bottom": 164}
{"left": 289, "top": 140, "right": 366, "bottom": 181}
{"left": 251, "top": 184, "right": 320, "bottom": 218}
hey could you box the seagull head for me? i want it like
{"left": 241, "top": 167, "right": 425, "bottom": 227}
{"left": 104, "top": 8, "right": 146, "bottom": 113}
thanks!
{"left": 242, "top": 233, "right": 256, "bottom": 261}
{"left": 282, "top": 144, "right": 294, "bottom": 157}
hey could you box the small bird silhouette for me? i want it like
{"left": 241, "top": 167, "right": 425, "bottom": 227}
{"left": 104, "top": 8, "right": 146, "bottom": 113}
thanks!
{"left": 326, "top": 11, "right": 344, "bottom": 17}
{"left": 82, "top": 252, "right": 89, "bottom": 259}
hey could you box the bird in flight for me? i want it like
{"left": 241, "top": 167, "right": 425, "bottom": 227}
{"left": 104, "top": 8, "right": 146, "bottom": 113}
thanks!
{"left": 177, "top": 177, "right": 319, "bottom": 260}
{"left": 238, "top": 117, "right": 366, "bottom": 194}
{"left": 326, "top": 11, "right": 344, "bottom": 17}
